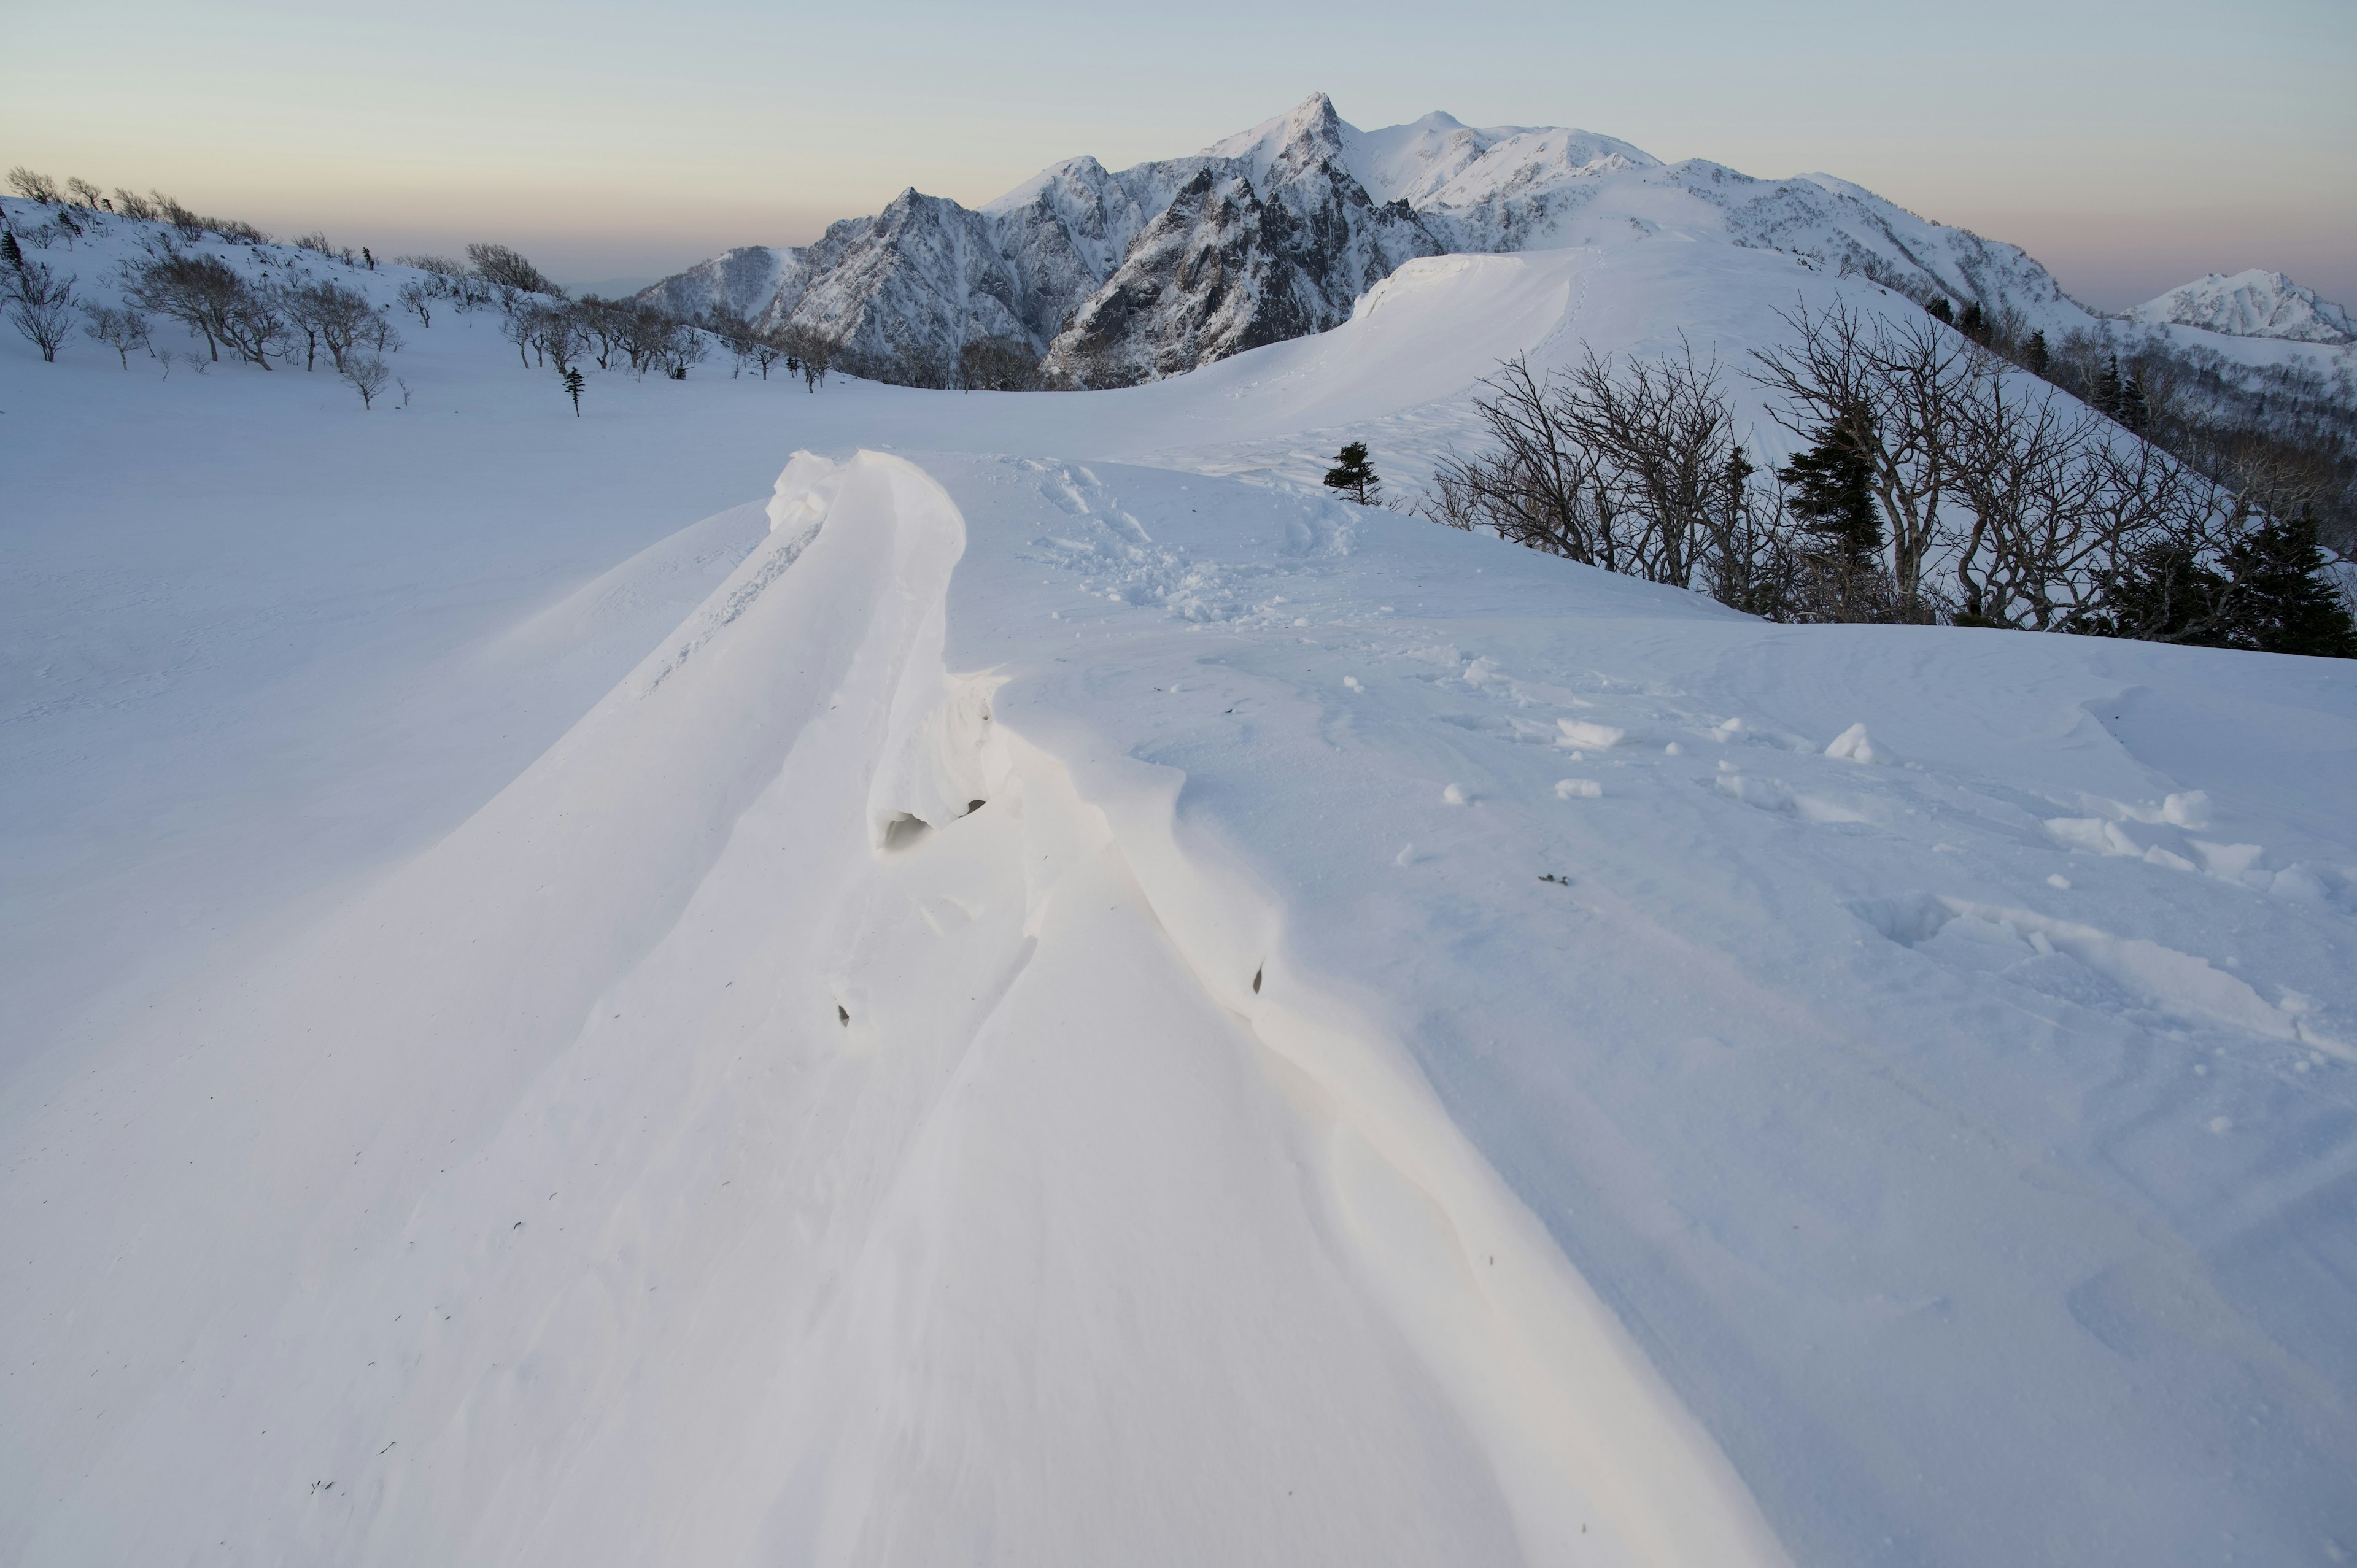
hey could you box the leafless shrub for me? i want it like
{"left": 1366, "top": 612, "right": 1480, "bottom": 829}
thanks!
{"left": 467, "top": 242, "right": 561, "bottom": 296}
{"left": 1431, "top": 348, "right": 1806, "bottom": 612}
{"left": 65, "top": 177, "right": 104, "bottom": 209}
{"left": 959, "top": 336, "right": 1043, "bottom": 391}
{"left": 279, "top": 277, "right": 384, "bottom": 371}
{"left": 150, "top": 191, "right": 204, "bottom": 241}
{"left": 112, "top": 188, "right": 158, "bottom": 221}
{"left": 7, "top": 167, "right": 60, "bottom": 204}
{"left": 397, "top": 277, "right": 435, "bottom": 327}
{"left": 1748, "top": 300, "right": 1974, "bottom": 610}
{"left": 6, "top": 260, "right": 77, "bottom": 360}
{"left": 342, "top": 353, "right": 390, "bottom": 409}
{"left": 81, "top": 301, "right": 151, "bottom": 367}
{"left": 121, "top": 246, "right": 283, "bottom": 365}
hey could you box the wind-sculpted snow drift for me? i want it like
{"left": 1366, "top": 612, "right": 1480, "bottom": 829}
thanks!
{"left": 6, "top": 183, "right": 2357, "bottom": 1568}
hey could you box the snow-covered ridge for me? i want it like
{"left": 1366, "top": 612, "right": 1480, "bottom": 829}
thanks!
{"left": 638, "top": 91, "right": 2115, "bottom": 388}
{"left": 10, "top": 169, "right": 2357, "bottom": 1567}
{"left": 2127, "top": 268, "right": 2355, "bottom": 344}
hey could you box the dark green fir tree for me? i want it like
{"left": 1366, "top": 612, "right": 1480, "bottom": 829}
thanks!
{"left": 1779, "top": 404, "right": 1881, "bottom": 578}
{"left": 2218, "top": 515, "right": 2357, "bottom": 657}
{"left": 1323, "top": 441, "right": 1379, "bottom": 505}
{"left": 562, "top": 365, "right": 585, "bottom": 416}
{"left": 2021, "top": 330, "right": 2051, "bottom": 377}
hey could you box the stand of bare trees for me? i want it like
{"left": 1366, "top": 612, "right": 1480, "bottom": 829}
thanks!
{"left": 1431, "top": 344, "right": 1813, "bottom": 619}
{"left": 1426, "top": 301, "right": 2355, "bottom": 654}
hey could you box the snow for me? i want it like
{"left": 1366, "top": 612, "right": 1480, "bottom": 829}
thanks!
{"left": 2129, "top": 268, "right": 2356, "bottom": 344}
{"left": 651, "top": 93, "right": 2261, "bottom": 387}
{"left": 6, "top": 195, "right": 2357, "bottom": 1567}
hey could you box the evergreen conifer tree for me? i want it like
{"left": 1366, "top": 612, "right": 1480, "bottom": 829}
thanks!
{"left": 1, "top": 228, "right": 21, "bottom": 271}
{"left": 2116, "top": 373, "right": 2149, "bottom": 434}
{"left": 2093, "top": 356, "right": 2124, "bottom": 420}
{"left": 1323, "top": 441, "right": 1379, "bottom": 504}
{"left": 1924, "top": 298, "right": 1953, "bottom": 326}
{"left": 562, "top": 365, "right": 585, "bottom": 415}
{"left": 2218, "top": 515, "right": 2357, "bottom": 657}
{"left": 1779, "top": 404, "right": 1881, "bottom": 576}
{"left": 2022, "top": 330, "right": 2051, "bottom": 377}
{"left": 1958, "top": 301, "right": 1989, "bottom": 344}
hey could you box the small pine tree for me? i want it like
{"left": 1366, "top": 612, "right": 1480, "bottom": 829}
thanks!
{"left": 1958, "top": 301, "right": 1989, "bottom": 344}
{"left": 562, "top": 365, "right": 585, "bottom": 415}
{"left": 1, "top": 228, "right": 21, "bottom": 271}
{"left": 2093, "top": 356, "right": 2124, "bottom": 420}
{"left": 2022, "top": 330, "right": 2051, "bottom": 377}
{"left": 1925, "top": 298, "right": 1954, "bottom": 326}
{"left": 1323, "top": 441, "right": 1379, "bottom": 505}
{"left": 2115, "top": 373, "right": 2149, "bottom": 434}
{"left": 2218, "top": 515, "right": 2357, "bottom": 657}
{"left": 1779, "top": 404, "right": 1880, "bottom": 576}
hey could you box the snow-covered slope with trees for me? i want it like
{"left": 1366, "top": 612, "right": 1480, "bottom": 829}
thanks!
{"left": 640, "top": 93, "right": 2117, "bottom": 387}
{"left": 2129, "top": 268, "right": 2356, "bottom": 344}
{"left": 5, "top": 188, "right": 2356, "bottom": 1568}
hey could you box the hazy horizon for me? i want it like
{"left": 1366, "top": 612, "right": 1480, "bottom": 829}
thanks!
{"left": 6, "top": 0, "right": 2351, "bottom": 311}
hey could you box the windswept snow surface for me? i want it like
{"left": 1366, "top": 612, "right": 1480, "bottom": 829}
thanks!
{"left": 6, "top": 204, "right": 2357, "bottom": 1567}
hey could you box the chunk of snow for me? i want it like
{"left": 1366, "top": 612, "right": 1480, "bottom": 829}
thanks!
{"left": 1557, "top": 719, "right": 1625, "bottom": 749}
{"left": 1824, "top": 722, "right": 1883, "bottom": 763}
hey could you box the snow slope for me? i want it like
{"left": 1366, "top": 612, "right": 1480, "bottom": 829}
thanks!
{"left": 2128, "top": 268, "right": 2356, "bottom": 344}
{"left": 644, "top": 93, "right": 2123, "bottom": 387}
{"left": 6, "top": 197, "right": 2357, "bottom": 1568}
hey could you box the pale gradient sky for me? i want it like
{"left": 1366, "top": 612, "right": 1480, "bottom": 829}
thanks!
{"left": 6, "top": 0, "right": 2351, "bottom": 307}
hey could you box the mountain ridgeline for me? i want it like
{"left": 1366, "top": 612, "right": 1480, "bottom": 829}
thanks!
{"left": 637, "top": 93, "right": 2092, "bottom": 390}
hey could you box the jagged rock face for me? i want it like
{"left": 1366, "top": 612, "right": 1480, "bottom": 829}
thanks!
{"left": 758, "top": 190, "right": 1036, "bottom": 383}
{"left": 637, "top": 91, "right": 2113, "bottom": 387}
{"left": 1042, "top": 133, "right": 1445, "bottom": 388}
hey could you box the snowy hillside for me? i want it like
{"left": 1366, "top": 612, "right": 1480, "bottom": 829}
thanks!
{"left": 2128, "top": 268, "right": 2356, "bottom": 344}
{"left": 639, "top": 93, "right": 2115, "bottom": 387}
{"left": 6, "top": 191, "right": 2357, "bottom": 1568}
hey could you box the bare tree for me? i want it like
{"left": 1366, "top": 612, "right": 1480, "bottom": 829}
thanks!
{"left": 122, "top": 248, "right": 284, "bottom": 365}
{"left": 343, "top": 353, "right": 390, "bottom": 409}
{"left": 80, "top": 301, "right": 151, "bottom": 367}
{"left": 7, "top": 168, "right": 60, "bottom": 204}
{"left": 702, "top": 304, "right": 760, "bottom": 376}
{"left": 1748, "top": 299, "right": 1972, "bottom": 612}
{"left": 1434, "top": 357, "right": 1606, "bottom": 561}
{"left": 397, "top": 277, "right": 434, "bottom": 328}
{"left": 466, "top": 242, "right": 562, "bottom": 296}
{"left": 112, "top": 188, "right": 158, "bottom": 221}
{"left": 65, "top": 177, "right": 105, "bottom": 210}
{"left": 959, "top": 336, "right": 1042, "bottom": 391}
{"left": 532, "top": 303, "right": 584, "bottom": 374}
{"left": 6, "top": 261, "right": 77, "bottom": 361}
{"left": 150, "top": 191, "right": 205, "bottom": 241}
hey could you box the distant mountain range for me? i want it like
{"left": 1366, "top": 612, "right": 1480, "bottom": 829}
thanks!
{"left": 638, "top": 94, "right": 2347, "bottom": 385}
{"left": 2127, "top": 269, "right": 2354, "bottom": 345}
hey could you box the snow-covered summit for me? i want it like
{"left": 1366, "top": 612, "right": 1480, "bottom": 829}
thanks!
{"left": 2127, "top": 268, "right": 2355, "bottom": 344}
{"left": 639, "top": 91, "right": 2123, "bottom": 387}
